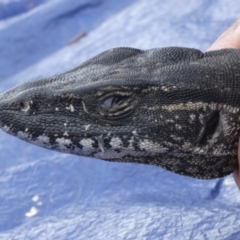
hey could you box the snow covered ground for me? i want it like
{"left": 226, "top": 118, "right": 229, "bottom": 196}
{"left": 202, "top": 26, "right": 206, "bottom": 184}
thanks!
{"left": 0, "top": 0, "right": 240, "bottom": 239}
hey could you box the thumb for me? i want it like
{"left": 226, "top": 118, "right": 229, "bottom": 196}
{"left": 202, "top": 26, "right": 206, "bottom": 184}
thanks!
{"left": 233, "top": 138, "right": 240, "bottom": 189}
{"left": 208, "top": 17, "right": 240, "bottom": 51}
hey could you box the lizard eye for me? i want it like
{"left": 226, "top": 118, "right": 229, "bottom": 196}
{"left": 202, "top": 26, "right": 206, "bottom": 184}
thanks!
{"left": 19, "top": 101, "right": 30, "bottom": 112}
{"left": 101, "top": 95, "right": 129, "bottom": 109}
{"left": 98, "top": 92, "right": 135, "bottom": 120}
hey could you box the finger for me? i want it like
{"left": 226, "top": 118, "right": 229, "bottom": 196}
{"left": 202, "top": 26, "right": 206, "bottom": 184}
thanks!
{"left": 208, "top": 17, "right": 240, "bottom": 51}
{"left": 233, "top": 170, "right": 240, "bottom": 189}
{"left": 233, "top": 138, "right": 240, "bottom": 189}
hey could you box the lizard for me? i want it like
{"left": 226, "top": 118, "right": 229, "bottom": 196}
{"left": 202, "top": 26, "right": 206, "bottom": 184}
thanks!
{"left": 0, "top": 47, "right": 240, "bottom": 179}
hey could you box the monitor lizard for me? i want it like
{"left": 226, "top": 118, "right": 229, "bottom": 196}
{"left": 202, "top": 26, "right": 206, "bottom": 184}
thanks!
{"left": 0, "top": 47, "right": 240, "bottom": 179}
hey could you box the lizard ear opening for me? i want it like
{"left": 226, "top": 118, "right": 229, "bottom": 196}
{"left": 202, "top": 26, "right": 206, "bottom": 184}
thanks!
{"left": 199, "top": 111, "right": 220, "bottom": 144}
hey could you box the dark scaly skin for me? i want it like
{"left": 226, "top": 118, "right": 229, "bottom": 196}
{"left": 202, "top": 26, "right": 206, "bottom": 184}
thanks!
{"left": 0, "top": 47, "right": 240, "bottom": 179}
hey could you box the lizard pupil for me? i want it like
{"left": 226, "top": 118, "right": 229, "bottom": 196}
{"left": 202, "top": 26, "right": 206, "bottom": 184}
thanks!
{"left": 102, "top": 95, "right": 128, "bottom": 109}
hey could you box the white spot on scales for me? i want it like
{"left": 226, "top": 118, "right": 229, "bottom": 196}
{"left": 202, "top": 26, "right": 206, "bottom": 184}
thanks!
{"left": 128, "top": 136, "right": 135, "bottom": 150}
{"left": 17, "top": 131, "right": 31, "bottom": 140}
{"left": 84, "top": 124, "right": 90, "bottom": 131}
{"left": 37, "top": 135, "right": 50, "bottom": 144}
{"left": 63, "top": 131, "right": 69, "bottom": 136}
{"left": 190, "top": 114, "right": 196, "bottom": 120}
{"left": 139, "top": 139, "right": 168, "bottom": 153}
{"left": 110, "top": 137, "right": 123, "bottom": 148}
{"left": 66, "top": 104, "right": 75, "bottom": 112}
{"left": 56, "top": 137, "right": 72, "bottom": 146}
{"left": 3, "top": 125, "right": 10, "bottom": 132}
{"left": 55, "top": 137, "right": 73, "bottom": 151}
{"left": 80, "top": 138, "right": 94, "bottom": 148}
{"left": 79, "top": 136, "right": 106, "bottom": 153}
{"left": 132, "top": 130, "right": 138, "bottom": 135}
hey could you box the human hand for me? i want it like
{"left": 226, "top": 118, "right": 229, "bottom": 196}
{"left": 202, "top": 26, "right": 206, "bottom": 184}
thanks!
{"left": 208, "top": 18, "right": 240, "bottom": 51}
{"left": 233, "top": 146, "right": 240, "bottom": 189}
{"left": 208, "top": 18, "right": 240, "bottom": 188}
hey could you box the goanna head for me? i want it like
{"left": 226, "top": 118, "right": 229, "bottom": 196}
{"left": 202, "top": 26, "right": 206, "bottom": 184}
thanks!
{"left": 0, "top": 47, "right": 239, "bottom": 179}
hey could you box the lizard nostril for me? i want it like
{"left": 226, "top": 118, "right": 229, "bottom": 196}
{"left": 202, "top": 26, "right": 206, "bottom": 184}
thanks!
{"left": 19, "top": 101, "right": 30, "bottom": 112}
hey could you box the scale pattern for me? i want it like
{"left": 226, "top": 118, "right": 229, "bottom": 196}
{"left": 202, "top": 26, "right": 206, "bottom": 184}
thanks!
{"left": 1, "top": 47, "right": 240, "bottom": 179}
